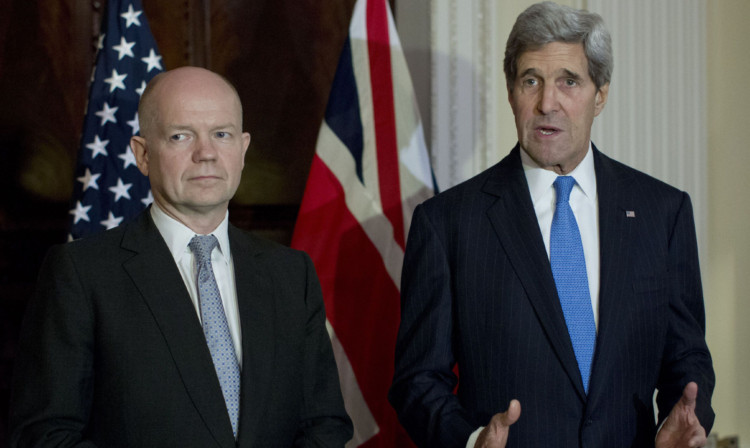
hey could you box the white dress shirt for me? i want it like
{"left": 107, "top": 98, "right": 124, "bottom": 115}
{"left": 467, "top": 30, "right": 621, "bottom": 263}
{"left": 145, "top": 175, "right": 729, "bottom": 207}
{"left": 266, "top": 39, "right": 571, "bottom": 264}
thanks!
{"left": 466, "top": 144, "right": 600, "bottom": 448}
{"left": 150, "top": 204, "right": 243, "bottom": 365}
{"left": 520, "top": 143, "right": 600, "bottom": 328}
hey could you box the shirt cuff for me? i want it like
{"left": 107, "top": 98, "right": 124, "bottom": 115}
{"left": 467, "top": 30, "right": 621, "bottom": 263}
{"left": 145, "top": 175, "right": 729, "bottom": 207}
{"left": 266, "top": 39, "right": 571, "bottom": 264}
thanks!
{"left": 466, "top": 426, "right": 484, "bottom": 448}
{"left": 656, "top": 416, "right": 667, "bottom": 440}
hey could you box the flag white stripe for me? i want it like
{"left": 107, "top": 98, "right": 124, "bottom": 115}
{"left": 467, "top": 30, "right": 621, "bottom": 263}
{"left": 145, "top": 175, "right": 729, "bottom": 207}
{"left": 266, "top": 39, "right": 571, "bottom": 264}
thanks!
{"left": 326, "top": 320, "right": 380, "bottom": 447}
{"left": 316, "top": 123, "right": 404, "bottom": 289}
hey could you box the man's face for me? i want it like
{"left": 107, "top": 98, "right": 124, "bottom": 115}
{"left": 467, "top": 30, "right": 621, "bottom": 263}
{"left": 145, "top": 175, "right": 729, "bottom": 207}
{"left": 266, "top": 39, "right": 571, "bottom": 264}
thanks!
{"left": 508, "top": 42, "right": 608, "bottom": 174}
{"left": 133, "top": 70, "right": 250, "bottom": 222}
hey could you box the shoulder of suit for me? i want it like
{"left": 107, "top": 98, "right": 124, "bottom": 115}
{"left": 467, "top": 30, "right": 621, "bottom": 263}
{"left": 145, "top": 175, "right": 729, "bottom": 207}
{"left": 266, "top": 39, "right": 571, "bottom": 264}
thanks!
{"left": 423, "top": 161, "right": 503, "bottom": 206}
{"left": 46, "top": 220, "right": 134, "bottom": 274}
{"left": 596, "top": 150, "right": 686, "bottom": 197}
{"left": 66, "top": 218, "right": 131, "bottom": 253}
{"left": 228, "top": 224, "right": 307, "bottom": 259}
{"left": 420, "top": 150, "right": 518, "bottom": 214}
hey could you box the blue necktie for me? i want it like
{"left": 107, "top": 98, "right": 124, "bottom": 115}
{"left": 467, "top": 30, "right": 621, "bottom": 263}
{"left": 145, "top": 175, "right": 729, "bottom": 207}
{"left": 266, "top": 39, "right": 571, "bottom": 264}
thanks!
{"left": 550, "top": 176, "right": 596, "bottom": 394}
{"left": 189, "top": 235, "right": 241, "bottom": 438}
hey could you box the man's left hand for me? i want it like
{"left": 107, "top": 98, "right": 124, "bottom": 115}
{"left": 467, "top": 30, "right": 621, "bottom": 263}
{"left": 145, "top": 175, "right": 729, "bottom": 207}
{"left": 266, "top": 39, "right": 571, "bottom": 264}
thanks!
{"left": 655, "top": 382, "right": 707, "bottom": 448}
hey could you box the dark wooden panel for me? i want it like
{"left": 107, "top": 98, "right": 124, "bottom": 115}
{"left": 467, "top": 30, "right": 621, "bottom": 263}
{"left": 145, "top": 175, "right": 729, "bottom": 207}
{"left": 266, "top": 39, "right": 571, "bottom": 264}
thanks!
{"left": 215, "top": 0, "right": 356, "bottom": 206}
{"left": 142, "top": 0, "right": 204, "bottom": 68}
{"left": 0, "top": 0, "right": 93, "bottom": 214}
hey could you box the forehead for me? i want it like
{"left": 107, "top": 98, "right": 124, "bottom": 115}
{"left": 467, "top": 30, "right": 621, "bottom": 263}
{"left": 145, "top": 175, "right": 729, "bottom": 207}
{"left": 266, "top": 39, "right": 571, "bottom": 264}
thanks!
{"left": 154, "top": 75, "right": 242, "bottom": 124}
{"left": 517, "top": 42, "right": 589, "bottom": 76}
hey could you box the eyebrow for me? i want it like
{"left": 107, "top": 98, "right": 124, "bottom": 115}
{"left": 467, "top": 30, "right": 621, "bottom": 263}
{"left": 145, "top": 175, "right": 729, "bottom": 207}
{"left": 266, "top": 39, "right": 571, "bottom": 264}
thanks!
{"left": 519, "top": 68, "right": 540, "bottom": 79}
{"left": 561, "top": 69, "right": 583, "bottom": 80}
{"left": 519, "top": 68, "right": 583, "bottom": 79}
{"left": 164, "top": 123, "right": 238, "bottom": 131}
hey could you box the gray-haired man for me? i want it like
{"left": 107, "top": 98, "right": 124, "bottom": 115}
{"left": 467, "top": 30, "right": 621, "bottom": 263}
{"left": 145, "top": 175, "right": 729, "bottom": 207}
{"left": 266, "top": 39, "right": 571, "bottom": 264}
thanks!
{"left": 389, "top": 2, "right": 714, "bottom": 447}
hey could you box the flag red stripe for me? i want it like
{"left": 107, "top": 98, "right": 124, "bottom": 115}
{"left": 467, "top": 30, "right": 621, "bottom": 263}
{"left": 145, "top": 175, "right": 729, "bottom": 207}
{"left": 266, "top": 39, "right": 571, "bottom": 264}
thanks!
{"left": 366, "top": 0, "right": 405, "bottom": 249}
{"left": 292, "top": 155, "right": 413, "bottom": 447}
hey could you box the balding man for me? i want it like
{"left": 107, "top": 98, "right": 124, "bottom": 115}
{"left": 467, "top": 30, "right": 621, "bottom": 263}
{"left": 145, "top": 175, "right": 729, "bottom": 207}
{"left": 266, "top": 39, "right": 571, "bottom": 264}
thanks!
{"left": 10, "top": 67, "right": 352, "bottom": 448}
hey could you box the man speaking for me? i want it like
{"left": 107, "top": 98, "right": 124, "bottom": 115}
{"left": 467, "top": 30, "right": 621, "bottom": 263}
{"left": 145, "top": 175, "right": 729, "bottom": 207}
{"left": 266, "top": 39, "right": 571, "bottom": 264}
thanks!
{"left": 389, "top": 3, "right": 714, "bottom": 447}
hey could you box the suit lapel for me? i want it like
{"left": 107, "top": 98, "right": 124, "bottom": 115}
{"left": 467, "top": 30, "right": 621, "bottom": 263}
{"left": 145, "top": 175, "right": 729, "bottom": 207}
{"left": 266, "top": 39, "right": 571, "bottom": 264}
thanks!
{"left": 484, "top": 146, "right": 586, "bottom": 400}
{"left": 587, "top": 148, "right": 637, "bottom": 404}
{"left": 229, "top": 226, "right": 275, "bottom": 447}
{"left": 121, "top": 211, "right": 237, "bottom": 448}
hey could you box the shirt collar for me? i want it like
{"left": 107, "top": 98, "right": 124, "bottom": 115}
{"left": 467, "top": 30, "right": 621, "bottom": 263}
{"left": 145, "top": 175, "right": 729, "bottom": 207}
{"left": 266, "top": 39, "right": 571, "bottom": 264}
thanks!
{"left": 150, "top": 204, "right": 231, "bottom": 264}
{"left": 520, "top": 142, "right": 597, "bottom": 205}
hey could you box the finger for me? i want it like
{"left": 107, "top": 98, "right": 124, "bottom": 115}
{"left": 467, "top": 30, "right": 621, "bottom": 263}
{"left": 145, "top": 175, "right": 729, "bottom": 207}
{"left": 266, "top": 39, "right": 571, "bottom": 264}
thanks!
{"left": 687, "top": 424, "right": 706, "bottom": 446}
{"left": 499, "top": 399, "right": 521, "bottom": 427}
{"left": 687, "top": 433, "right": 707, "bottom": 448}
{"left": 681, "top": 382, "right": 698, "bottom": 410}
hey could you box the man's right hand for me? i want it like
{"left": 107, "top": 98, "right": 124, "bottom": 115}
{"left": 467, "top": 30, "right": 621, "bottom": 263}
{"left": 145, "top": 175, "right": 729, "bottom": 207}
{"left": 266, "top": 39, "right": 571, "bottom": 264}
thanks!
{"left": 474, "top": 400, "right": 521, "bottom": 448}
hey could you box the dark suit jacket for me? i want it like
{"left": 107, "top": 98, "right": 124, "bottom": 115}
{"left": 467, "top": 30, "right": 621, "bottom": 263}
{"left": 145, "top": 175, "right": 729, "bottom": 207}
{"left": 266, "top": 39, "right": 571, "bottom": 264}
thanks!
{"left": 10, "top": 210, "right": 352, "bottom": 447}
{"left": 389, "top": 145, "right": 714, "bottom": 448}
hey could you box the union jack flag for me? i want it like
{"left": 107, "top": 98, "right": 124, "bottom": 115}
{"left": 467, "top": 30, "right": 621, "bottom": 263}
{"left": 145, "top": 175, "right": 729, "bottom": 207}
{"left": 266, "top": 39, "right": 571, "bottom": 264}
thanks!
{"left": 69, "top": 0, "right": 163, "bottom": 240}
{"left": 291, "top": 0, "right": 435, "bottom": 446}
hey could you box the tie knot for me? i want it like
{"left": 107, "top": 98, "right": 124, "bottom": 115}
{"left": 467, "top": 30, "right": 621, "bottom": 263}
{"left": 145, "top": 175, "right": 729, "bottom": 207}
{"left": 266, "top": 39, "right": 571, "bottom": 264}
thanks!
{"left": 189, "top": 235, "right": 219, "bottom": 263}
{"left": 553, "top": 176, "right": 576, "bottom": 204}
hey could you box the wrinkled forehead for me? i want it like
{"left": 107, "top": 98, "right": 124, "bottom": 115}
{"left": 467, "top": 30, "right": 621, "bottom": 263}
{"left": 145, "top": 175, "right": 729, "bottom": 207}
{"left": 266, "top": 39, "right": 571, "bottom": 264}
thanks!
{"left": 516, "top": 42, "right": 589, "bottom": 77}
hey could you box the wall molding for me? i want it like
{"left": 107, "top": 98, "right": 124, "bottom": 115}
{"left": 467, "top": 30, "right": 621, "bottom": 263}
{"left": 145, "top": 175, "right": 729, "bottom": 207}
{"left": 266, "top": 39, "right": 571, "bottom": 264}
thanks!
{"left": 429, "top": 0, "right": 499, "bottom": 189}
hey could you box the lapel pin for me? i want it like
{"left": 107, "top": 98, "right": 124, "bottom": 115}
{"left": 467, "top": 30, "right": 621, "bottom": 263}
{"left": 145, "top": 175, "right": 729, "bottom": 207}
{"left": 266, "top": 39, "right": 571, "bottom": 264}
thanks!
{"left": 625, "top": 210, "right": 636, "bottom": 218}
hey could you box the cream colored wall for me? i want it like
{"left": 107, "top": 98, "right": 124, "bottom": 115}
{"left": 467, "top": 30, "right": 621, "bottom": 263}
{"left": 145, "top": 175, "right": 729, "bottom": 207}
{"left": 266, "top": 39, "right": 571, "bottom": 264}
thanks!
{"left": 706, "top": 0, "right": 750, "bottom": 443}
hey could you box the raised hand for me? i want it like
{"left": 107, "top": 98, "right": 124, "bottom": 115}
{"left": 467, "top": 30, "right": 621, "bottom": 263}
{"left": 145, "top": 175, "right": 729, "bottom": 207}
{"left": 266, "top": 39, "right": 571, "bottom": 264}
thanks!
{"left": 474, "top": 400, "right": 521, "bottom": 448}
{"left": 655, "top": 382, "right": 707, "bottom": 448}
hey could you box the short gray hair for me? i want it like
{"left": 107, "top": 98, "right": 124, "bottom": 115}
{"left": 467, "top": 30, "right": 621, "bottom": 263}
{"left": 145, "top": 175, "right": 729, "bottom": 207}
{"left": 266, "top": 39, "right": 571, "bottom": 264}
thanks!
{"left": 504, "top": 1, "right": 613, "bottom": 91}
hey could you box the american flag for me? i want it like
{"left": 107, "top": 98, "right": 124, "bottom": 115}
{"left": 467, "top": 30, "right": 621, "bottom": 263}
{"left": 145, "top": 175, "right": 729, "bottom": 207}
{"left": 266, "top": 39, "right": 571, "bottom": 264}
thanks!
{"left": 291, "top": 0, "right": 435, "bottom": 446}
{"left": 69, "top": 0, "right": 163, "bottom": 240}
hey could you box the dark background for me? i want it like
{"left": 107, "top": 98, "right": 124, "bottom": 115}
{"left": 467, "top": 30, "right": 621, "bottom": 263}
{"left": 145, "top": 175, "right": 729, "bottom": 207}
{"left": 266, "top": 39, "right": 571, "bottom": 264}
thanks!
{"left": 0, "top": 0, "right": 395, "bottom": 444}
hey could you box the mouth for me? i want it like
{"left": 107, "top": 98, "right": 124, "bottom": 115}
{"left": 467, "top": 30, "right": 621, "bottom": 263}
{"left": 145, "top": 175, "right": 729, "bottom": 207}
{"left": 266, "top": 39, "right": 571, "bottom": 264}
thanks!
{"left": 190, "top": 175, "right": 223, "bottom": 182}
{"left": 536, "top": 126, "right": 561, "bottom": 136}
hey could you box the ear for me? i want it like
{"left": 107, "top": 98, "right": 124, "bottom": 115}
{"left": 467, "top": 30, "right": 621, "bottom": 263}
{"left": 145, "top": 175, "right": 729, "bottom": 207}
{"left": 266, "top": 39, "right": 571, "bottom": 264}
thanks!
{"left": 130, "top": 136, "right": 150, "bottom": 177}
{"left": 594, "top": 83, "right": 609, "bottom": 116}
{"left": 240, "top": 132, "right": 251, "bottom": 168}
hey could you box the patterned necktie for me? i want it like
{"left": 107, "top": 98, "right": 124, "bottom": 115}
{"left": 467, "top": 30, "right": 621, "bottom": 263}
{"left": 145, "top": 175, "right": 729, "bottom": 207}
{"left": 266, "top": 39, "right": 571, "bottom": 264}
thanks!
{"left": 189, "top": 235, "right": 241, "bottom": 438}
{"left": 550, "top": 176, "right": 597, "bottom": 394}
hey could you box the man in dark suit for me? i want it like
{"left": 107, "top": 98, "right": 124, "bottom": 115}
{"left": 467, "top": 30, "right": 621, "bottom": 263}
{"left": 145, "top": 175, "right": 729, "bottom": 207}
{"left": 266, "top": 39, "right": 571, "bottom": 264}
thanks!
{"left": 10, "top": 66, "right": 352, "bottom": 447}
{"left": 389, "top": 2, "right": 714, "bottom": 447}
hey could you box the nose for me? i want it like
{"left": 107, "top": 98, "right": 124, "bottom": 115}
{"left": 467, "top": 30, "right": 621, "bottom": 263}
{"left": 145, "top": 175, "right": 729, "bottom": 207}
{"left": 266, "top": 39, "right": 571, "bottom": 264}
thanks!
{"left": 537, "top": 83, "right": 559, "bottom": 115}
{"left": 192, "top": 137, "right": 218, "bottom": 163}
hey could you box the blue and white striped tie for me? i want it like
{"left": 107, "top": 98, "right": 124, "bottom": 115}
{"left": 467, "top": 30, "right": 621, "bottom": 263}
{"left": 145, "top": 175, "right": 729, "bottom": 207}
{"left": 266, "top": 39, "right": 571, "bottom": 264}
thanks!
{"left": 189, "top": 235, "right": 241, "bottom": 438}
{"left": 550, "top": 176, "right": 597, "bottom": 394}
